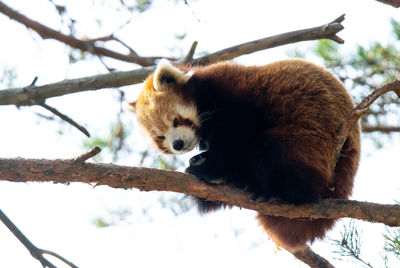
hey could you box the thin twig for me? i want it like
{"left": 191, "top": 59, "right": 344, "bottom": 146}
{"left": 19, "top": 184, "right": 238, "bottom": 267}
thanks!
{"left": 340, "top": 243, "right": 373, "bottom": 268}
{"left": 181, "top": 41, "right": 198, "bottom": 64}
{"left": 72, "top": 147, "right": 101, "bottom": 163}
{"left": 39, "top": 102, "right": 91, "bottom": 137}
{"left": 0, "top": 208, "right": 78, "bottom": 268}
{"left": 41, "top": 249, "right": 79, "bottom": 268}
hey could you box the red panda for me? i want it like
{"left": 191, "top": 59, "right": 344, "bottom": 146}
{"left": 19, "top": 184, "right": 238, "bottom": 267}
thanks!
{"left": 125, "top": 59, "right": 361, "bottom": 251}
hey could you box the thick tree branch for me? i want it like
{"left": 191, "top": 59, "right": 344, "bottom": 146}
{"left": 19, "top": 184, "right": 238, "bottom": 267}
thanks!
{"left": 1, "top": 157, "right": 400, "bottom": 227}
{"left": 0, "top": 14, "right": 346, "bottom": 107}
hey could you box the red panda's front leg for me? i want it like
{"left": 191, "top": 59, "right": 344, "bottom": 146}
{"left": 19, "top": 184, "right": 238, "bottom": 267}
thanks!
{"left": 185, "top": 151, "right": 228, "bottom": 185}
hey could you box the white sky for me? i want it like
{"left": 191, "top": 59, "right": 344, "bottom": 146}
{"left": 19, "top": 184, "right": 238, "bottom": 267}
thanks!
{"left": 0, "top": 0, "right": 400, "bottom": 267}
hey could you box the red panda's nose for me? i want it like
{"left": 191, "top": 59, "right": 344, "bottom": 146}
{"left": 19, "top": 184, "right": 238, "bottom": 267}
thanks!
{"left": 172, "top": 140, "right": 184, "bottom": 151}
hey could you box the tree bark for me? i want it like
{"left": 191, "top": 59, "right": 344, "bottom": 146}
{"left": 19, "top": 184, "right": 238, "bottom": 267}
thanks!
{"left": 1, "top": 156, "right": 400, "bottom": 227}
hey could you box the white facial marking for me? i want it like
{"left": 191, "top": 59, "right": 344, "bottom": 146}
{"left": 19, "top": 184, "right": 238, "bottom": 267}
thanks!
{"left": 176, "top": 104, "right": 199, "bottom": 126}
{"left": 166, "top": 126, "right": 199, "bottom": 154}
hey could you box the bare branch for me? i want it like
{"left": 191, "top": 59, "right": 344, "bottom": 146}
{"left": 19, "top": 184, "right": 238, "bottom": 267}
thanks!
{"left": 39, "top": 102, "right": 91, "bottom": 137}
{"left": 1, "top": 157, "right": 400, "bottom": 227}
{"left": 181, "top": 41, "right": 198, "bottom": 64}
{"left": 334, "top": 80, "right": 400, "bottom": 156}
{"left": 0, "top": 208, "right": 78, "bottom": 268}
{"left": 362, "top": 125, "right": 400, "bottom": 133}
{"left": 72, "top": 147, "right": 101, "bottom": 163}
{"left": 0, "top": 14, "right": 346, "bottom": 107}
{"left": 192, "top": 14, "right": 345, "bottom": 66}
{"left": 40, "top": 249, "right": 79, "bottom": 268}
{"left": 0, "top": 2, "right": 174, "bottom": 66}
{"left": 290, "top": 246, "right": 335, "bottom": 268}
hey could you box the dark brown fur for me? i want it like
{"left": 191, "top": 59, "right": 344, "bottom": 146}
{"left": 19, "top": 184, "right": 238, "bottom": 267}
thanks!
{"left": 133, "top": 59, "right": 361, "bottom": 251}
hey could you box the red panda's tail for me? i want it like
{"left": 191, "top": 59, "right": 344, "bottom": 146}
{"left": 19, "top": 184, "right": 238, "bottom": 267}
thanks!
{"left": 191, "top": 196, "right": 227, "bottom": 214}
{"left": 257, "top": 127, "right": 360, "bottom": 251}
{"left": 256, "top": 215, "right": 336, "bottom": 251}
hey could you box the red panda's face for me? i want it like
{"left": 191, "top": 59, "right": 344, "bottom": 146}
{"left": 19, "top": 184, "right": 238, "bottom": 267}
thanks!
{"left": 125, "top": 60, "right": 200, "bottom": 154}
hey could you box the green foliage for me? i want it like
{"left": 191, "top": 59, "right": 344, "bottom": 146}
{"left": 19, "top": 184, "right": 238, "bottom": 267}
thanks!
{"left": 0, "top": 67, "right": 17, "bottom": 88}
{"left": 135, "top": 0, "right": 152, "bottom": 13}
{"left": 68, "top": 49, "right": 91, "bottom": 64}
{"left": 315, "top": 39, "right": 340, "bottom": 64}
{"left": 175, "top": 33, "right": 187, "bottom": 41}
{"left": 390, "top": 18, "right": 400, "bottom": 41}
{"left": 332, "top": 220, "right": 361, "bottom": 259}
{"left": 153, "top": 155, "right": 185, "bottom": 170}
{"left": 331, "top": 220, "right": 373, "bottom": 268}
{"left": 92, "top": 207, "right": 133, "bottom": 228}
{"left": 292, "top": 18, "right": 400, "bottom": 148}
{"left": 384, "top": 228, "right": 400, "bottom": 258}
{"left": 158, "top": 195, "right": 192, "bottom": 216}
{"left": 83, "top": 121, "right": 129, "bottom": 162}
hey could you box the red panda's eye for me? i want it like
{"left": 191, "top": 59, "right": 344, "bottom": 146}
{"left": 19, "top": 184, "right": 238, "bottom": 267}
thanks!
{"left": 157, "top": 136, "right": 165, "bottom": 140}
{"left": 173, "top": 118, "right": 179, "bottom": 127}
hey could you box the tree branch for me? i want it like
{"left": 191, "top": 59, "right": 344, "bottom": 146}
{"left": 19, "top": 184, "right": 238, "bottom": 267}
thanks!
{"left": 291, "top": 246, "right": 335, "bottom": 268}
{"left": 39, "top": 102, "right": 91, "bottom": 137}
{"left": 362, "top": 124, "right": 400, "bottom": 133}
{"left": 0, "top": 14, "right": 346, "bottom": 107}
{"left": 376, "top": 0, "right": 400, "bottom": 7}
{"left": 1, "top": 156, "right": 400, "bottom": 227}
{"left": 192, "top": 14, "right": 345, "bottom": 66}
{"left": 0, "top": 2, "right": 174, "bottom": 66}
{"left": 0, "top": 208, "right": 78, "bottom": 268}
{"left": 334, "top": 80, "right": 400, "bottom": 156}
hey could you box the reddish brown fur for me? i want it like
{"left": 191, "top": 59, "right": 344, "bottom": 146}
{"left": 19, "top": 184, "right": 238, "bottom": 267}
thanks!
{"left": 134, "top": 59, "right": 361, "bottom": 251}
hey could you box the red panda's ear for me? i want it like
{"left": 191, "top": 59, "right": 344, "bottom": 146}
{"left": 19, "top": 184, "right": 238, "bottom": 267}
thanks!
{"left": 122, "top": 101, "right": 137, "bottom": 113}
{"left": 153, "top": 59, "right": 192, "bottom": 91}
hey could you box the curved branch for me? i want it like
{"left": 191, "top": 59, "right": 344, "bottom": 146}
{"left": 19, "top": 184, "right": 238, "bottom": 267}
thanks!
{"left": 0, "top": 14, "right": 346, "bottom": 107}
{"left": 334, "top": 80, "right": 400, "bottom": 156}
{"left": 1, "top": 156, "right": 400, "bottom": 227}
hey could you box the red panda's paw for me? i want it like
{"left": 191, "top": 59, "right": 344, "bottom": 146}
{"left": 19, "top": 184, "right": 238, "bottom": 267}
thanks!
{"left": 198, "top": 139, "right": 210, "bottom": 151}
{"left": 185, "top": 152, "right": 226, "bottom": 185}
{"left": 243, "top": 183, "right": 271, "bottom": 202}
{"left": 189, "top": 153, "right": 206, "bottom": 166}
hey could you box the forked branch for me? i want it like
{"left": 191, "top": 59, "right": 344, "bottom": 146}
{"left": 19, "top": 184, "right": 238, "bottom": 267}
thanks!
{"left": 334, "top": 80, "right": 400, "bottom": 157}
{"left": 0, "top": 208, "right": 78, "bottom": 268}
